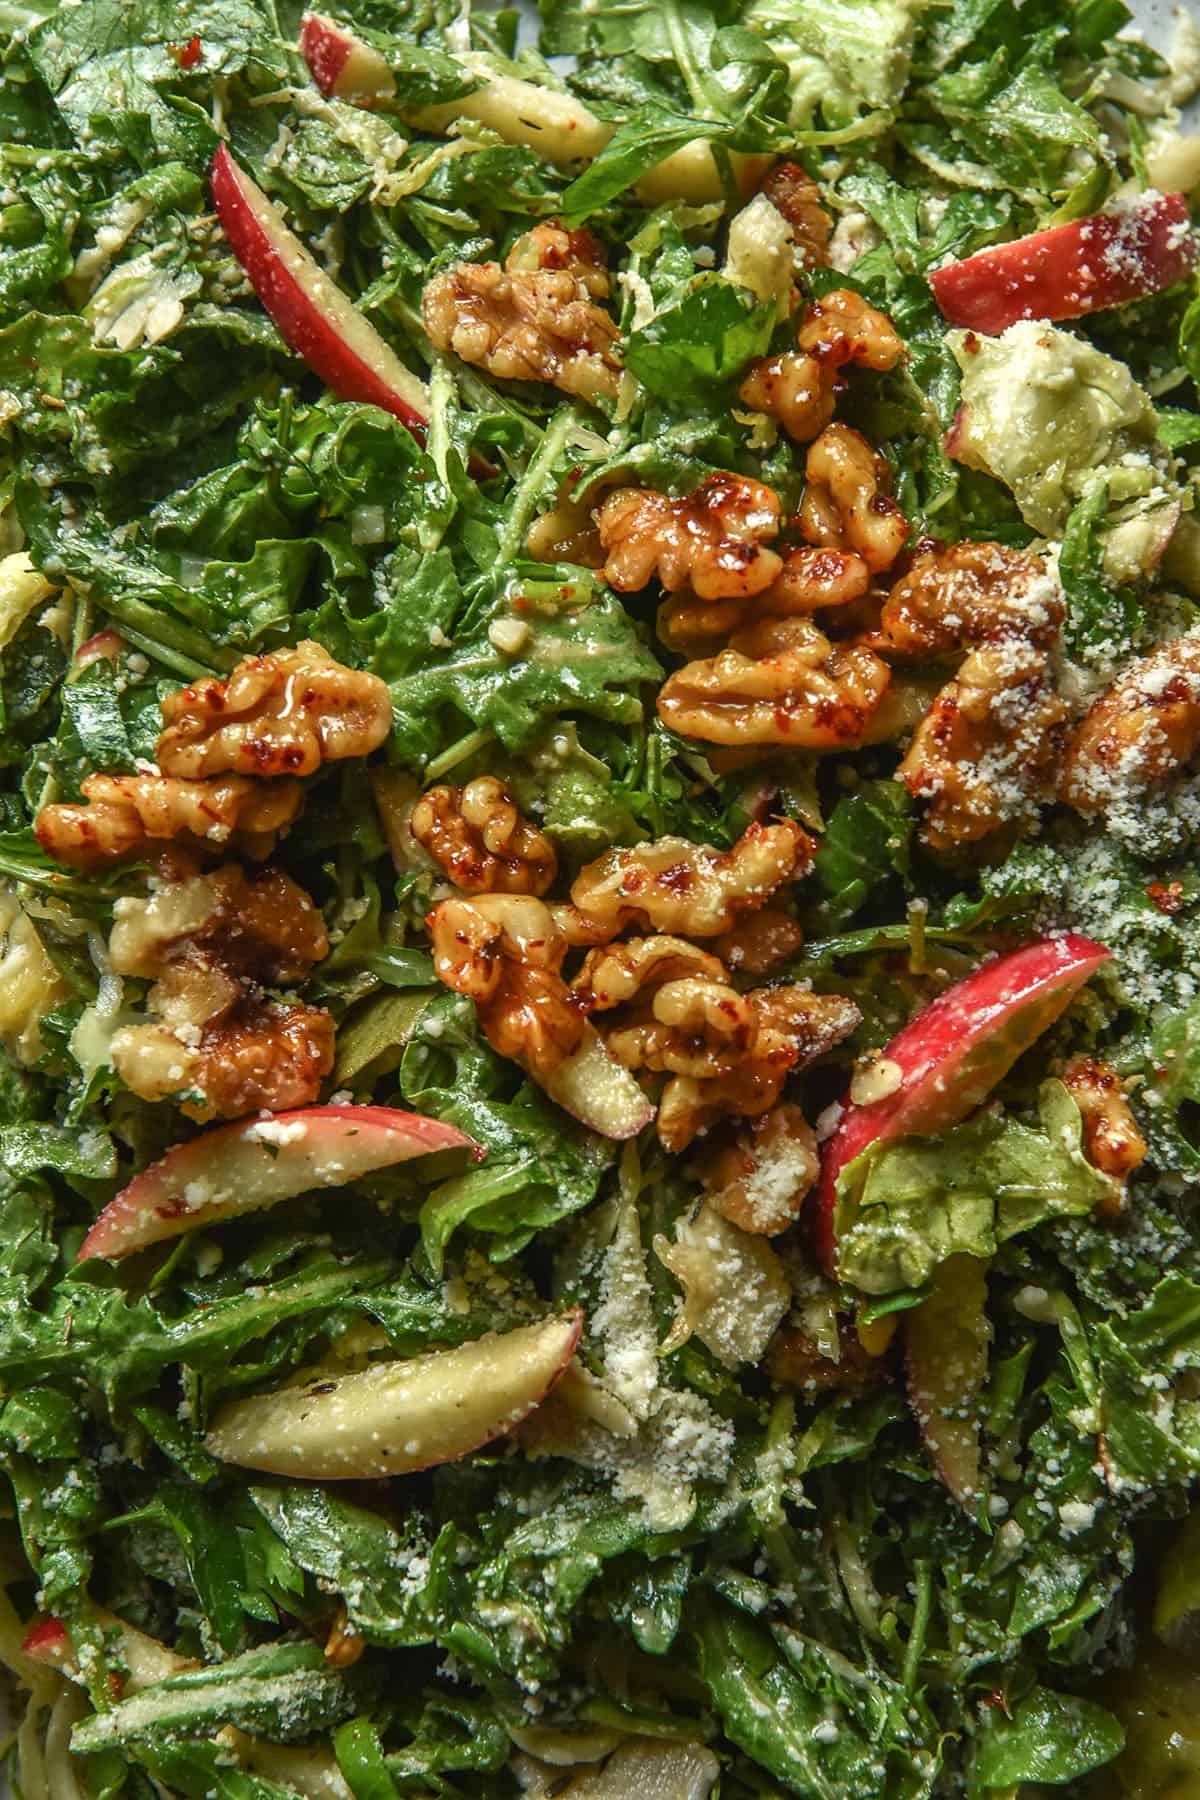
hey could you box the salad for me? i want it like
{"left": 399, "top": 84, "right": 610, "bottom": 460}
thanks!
{"left": 1, "top": 0, "right": 1200, "bottom": 1791}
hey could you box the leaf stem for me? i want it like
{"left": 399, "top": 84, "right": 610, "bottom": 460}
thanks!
{"left": 495, "top": 404, "right": 578, "bottom": 564}
{"left": 902, "top": 1558, "right": 933, "bottom": 1693}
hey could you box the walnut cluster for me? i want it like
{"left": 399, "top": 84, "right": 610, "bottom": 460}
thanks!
{"left": 598, "top": 474, "right": 783, "bottom": 602}
{"left": 739, "top": 289, "right": 903, "bottom": 447}
{"left": 800, "top": 424, "right": 908, "bottom": 574}
{"left": 568, "top": 820, "right": 813, "bottom": 938}
{"left": 109, "top": 863, "right": 333, "bottom": 1121}
{"left": 428, "top": 893, "right": 586, "bottom": 1080}
{"left": 411, "top": 777, "right": 557, "bottom": 896}
{"left": 1059, "top": 632, "right": 1200, "bottom": 816}
{"left": 35, "top": 773, "right": 303, "bottom": 868}
{"left": 423, "top": 232, "right": 621, "bottom": 403}
{"left": 759, "top": 163, "right": 833, "bottom": 271}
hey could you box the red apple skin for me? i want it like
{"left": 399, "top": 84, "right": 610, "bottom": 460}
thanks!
{"left": 930, "top": 193, "right": 1196, "bottom": 334}
{"left": 300, "top": 13, "right": 395, "bottom": 103}
{"left": 22, "top": 1617, "right": 70, "bottom": 1665}
{"left": 814, "top": 934, "right": 1110, "bottom": 1275}
{"left": 905, "top": 1254, "right": 990, "bottom": 1508}
{"left": 75, "top": 629, "right": 124, "bottom": 670}
{"left": 210, "top": 144, "right": 428, "bottom": 433}
{"left": 80, "top": 1104, "right": 479, "bottom": 1263}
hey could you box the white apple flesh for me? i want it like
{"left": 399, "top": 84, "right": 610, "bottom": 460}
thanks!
{"left": 205, "top": 1309, "right": 583, "bottom": 1477}
{"left": 300, "top": 12, "right": 395, "bottom": 101}
{"left": 79, "top": 1105, "right": 479, "bottom": 1262}
{"left": 904, "top": 1254, "right": 990, "bottom": 1508}
{"left": 210, "top": 144, "right": 428, "bottom": 432}
{"left": 540, "top": 1028, "right": 656, "bottom": 1140}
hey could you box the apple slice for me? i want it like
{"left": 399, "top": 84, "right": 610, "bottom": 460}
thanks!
{"left": 300, "top": 12, "right": 395, "bottom": 102}
{"left": 930, "top": 192, "right": 1196, "bottom": 335}
{"left": 540, "top": 1028, "right": 655, "bottom": 1140}
{"left": 23, "top": 1612, "right": 197, "bottom": 1687}
{"left": 79, "top": 1105, "right": 479, "bottom": 1262}
{"left": 205, "top": 1310, "right": 582, "bottom": 1477}
{"left": 905, "top": 1254, "right": 990, "bottom": 1508}
{"left": 210, "top": 144, "right": 428, "bottom": 432}
{"left": 814, "top": 935, "right": 1110, "bottom": 1274}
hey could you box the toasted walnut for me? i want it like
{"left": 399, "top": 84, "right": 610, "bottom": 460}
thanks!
{"left": 800, "top": 424, "right": 908, "bottom": 573}
{"left": 658, "top": 547, "right": 871, "bottom": 654}
{"left": 657, "top": 616, "right": 893, "bottom": 748}
{"left": 738, "top": 351, "right": 834, "bottom": 445}
{"left": 899, "top": 642, "right": 1067, "bottom": 850}
{"left": 323, "top": 1604, "right": 366, "bottom": 1670}
{"left": 571, "top": 820, "right": 813, "bottom": 938}
{"left": 423, "top": 261, "right": 620, "bottom": 402}
{"left": 572, "top": 935, "right": 727, "bottom": 1009}
{"left": 713, "top": 907, "right": 804, "bottom": 974}
{"left": 1061, "top": 1055, "right": 1147, "bottom": 1190}
{"left": 427, "top": 893, "right": 585, "bottom": 1077}
{"left": 738, "top": 291, "right": 902, "bottom": 447}
{"left": 760, "top": 162, "right": 832, "bottom": 269}
{"left": 1060, "top": 633, "right": 1200, "bottom": 814}
{"left": 597, "top": 474, "right": 783, "bottom": 601}
{"left": 157, "top": 642, "right": 392, "bottom": 781}
{"left": 876, "top": 543, "right": 1063, "bottom": 658}
{"left": 767, "top": 1321, "right": 884, "bottom": 1394}
{"left": 795, "top": 288, "right": 903, "bottom": 371}
{"left": 35, "top": 773, "right": 303, "bottom": 868}
{"left": 607, "top": 975, "right": 757, "bottom": 1079}
{"left": 656, "top": 988, "right": 859, "bottom": 1151}
{"left": 505, "top": 222, "right": 610, "bottom": 298}
{"left": 109, "top": 862, "right": 333, "bottom": 1122}
{"left": 702, "top": 1102, "right": 818, "bottom": 1234}
{"left": 411, "top": 777, "right": 557, "bottom": 896}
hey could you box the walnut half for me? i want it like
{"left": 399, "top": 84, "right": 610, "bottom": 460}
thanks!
{"left": 423, "top": 256, "right": 620, "bottom": 403}
{"left": 569, "top": 820, "right": 813, "bottom": 939}
{"left": 35, "top": 773, "right": 303, "bottom": 867}
{"left": 411, "top": 777, "right": 557, "bottom": 896}
{"left": 597, "top": 474, "right": 783, "bottom": 602}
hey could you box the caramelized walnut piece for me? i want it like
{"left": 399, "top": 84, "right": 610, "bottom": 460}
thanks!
{"left": 875, "top": 543, "right": 1063, "bottom": 659}
{"left": 738, "top": 351, "right": 835, "bottom": 445}
{"left": 1060, "top": 633, "right": 1200, "bottom": 814}
{"left": 658, "top": 547, "right": 871, "bottom": 655}
{"left": 427, "top": 894, "right": 585, "bottom": 1078}
{"left": 801, "top": 424, "right": 908, "bottom": 573}
{"left": 597, "top": 474, "right": 783, "bottom": 601}
{"left": 658, "top": 616, "right": 893, "bottom": 748}
{"left": 760, "top": 162, "right": 832, "bottom": 269}
{"left": 738, "top": 290, "right": 903, "bottom": 446}
{"left": 571, "top": 935, "right": 726, "bottom": 1009}
{"left": 1061, "top": 1055, "right": 1147, "bottom": 1192}
{"left": 157, "top": 642, "right": 392, "bottom": 780}
{"left": 526, "top": 483, "right": 604, "bottom": 568}
{"left": 767, "top": 1321, "right": 884, "bottom": 1395}
{"left": 411, "top": 777, "right": 557, "bottom": 896}
{"left": 702, "top": 1102, "right": 818, "bottom": 1235}
{"left": 505, "top": 222, "right": 610, "bottom": 298}
{"left": 795, "top": 288, "right": 903, "bottom": 370}
{"left": 35, "top": 773, "right": 303, "bottom": 868}
{"left": 324, "top": 1604, "right": 366, "bottom": 1670}
{"left": 109, "top": 863, "right": 333, "bottom": 1122}
{"left": 570, "top": 819, "right": 813, "bottom": 939}
{"left": 422, "top": 261, "right": 620, "bottom": 403}
{"left": 899, "top": 642, "right": 1067, "bottom": 850}
{"left": 713, "top": 907, "right": 803, "bottom": 975}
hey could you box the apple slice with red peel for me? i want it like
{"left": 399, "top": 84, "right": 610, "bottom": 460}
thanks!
{"left": 22, "top": 1612, "right": 196, "bottom": 1686}
{"left": 205, "top": 1310, "right": 582, "bottom": 1477}
{"left": 300, "top": 12, "right": 395, "bottom": 102}
{"left": 210, "top": 144, "right": 428, "bottom": 432}
{"left": 79, "top": 1105, "right": 479, "bottom": 1263}
{"left": 905, "top": 1254, "right": 990, "bottom": 1508}
{"left": 930, "top": 192, "right": 1196, "bottom": 335}
{"left": 540, "top": 1028, "right": 655, "bottom": 1140}
{"left": 814, "top": 934, "right": 1110, "bottom": 1275}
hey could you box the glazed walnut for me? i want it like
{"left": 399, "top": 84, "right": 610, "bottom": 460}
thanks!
{"left": 657, "top": 617, "right": 893, "bottom": 749}
{"left": 422, "top": 261, "right": 621, "bottom": 403}
{"left": 760, "top": 163, "right": 832, "bottom": 270}
{"left": 1060, "top": 633, "right": 1200, "bottom": 814}
{"left": 658, "top": 547, "right": 870, "bottom": 655}
{"left": 427, "top": 893, "right": 585, "bottom": 1078}
{"left": 157, "top": 642, "right": 392, "bottom": 780}
{"left": 597, "top": 474, "right": 783, "bottom": 602}
{"left": 702, "top": 1102, "right": 818, "bottom": 1235}
{"left": 801, "top": 424, "right": 909, "bottom": 573}
{"left": 570, "top": 820, "right": 813, "bottom": 939}
{"left": 411, "top": 777, "right": 557, "bottom": 896}
{"left": 899, "top": 642, "right": 1067, "bottom": 850}
{"left": 35, "top": 773, "right": 303, "bottom": 868}
{"left": 713, "top": 907, "right": 804, "bottom": 975}
{"left": 738, "top": 290, "right": 903, "bottom": 446}
{"left": 1061, "top": 1055, "right": 1147, "bottom": 1189}
{"left": 767, "top": 1321, "right": 884, "bottom": 1395}
{"left": 109, "top": 863, "right": 333, "bottom": 1122}
{"left": 504, "top": 223, "right": 610, "bottom": 298}
{"left": 876, "top": 543, "right": 1063, "bottom": 659}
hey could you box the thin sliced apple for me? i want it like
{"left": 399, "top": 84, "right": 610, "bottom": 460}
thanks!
{"left": 205, "top": 1310, "right": 582, "bottom": 1477}
{"left": 930, "top": 192, "right": 1196, "bottom": 335}
{"left": 905, "top": 1254, "right": 990, "bottom": 1508}
{"left": 540, "top": 1028, "right": 655, "bottom": 1140}
{"left": 210, "top": 144, "right": 428, "bottom": 432}
{"left": 300, "top": 12, "right": 395, "bottom": 102}
{"left": 22, "top": 1612, "right": 196, "bottom": 1686}
{"left": 79, "top": 1105, "right": 479, "bottom": 1262}
{"left": 814, "top": 934, "right": 1110, "bottom": 1274}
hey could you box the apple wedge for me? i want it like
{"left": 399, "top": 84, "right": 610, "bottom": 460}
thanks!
{"left": 540, "top": 1028, "right": 655, "bottom": 1140}
{"left": 905, "top": 1254, "right": 990, "bottom": 1508}
{"left": 79, "top": 1105, "right": 479, "bottom": 1262}
{"left": 930, "top": 192, "right": 1196, "bottom": 335}
{"left": 300, "top": 12, "right": 395, "bottom": 102}
{"left": 210, "top": 144, "right": 428, "bottom": 432}
{"left": 205, "top": 1310, "right": 582, "bottom": 1477}
{"left": 814, "top": 935, "right": 1110, "bottom": 1274}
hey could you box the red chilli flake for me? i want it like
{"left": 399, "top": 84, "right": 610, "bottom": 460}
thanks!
{"left": 170, "top": 35, "right": 203, "bottom": 67}
{"left": 1147, "top": 880, "right": 1185, "bottom": 916}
